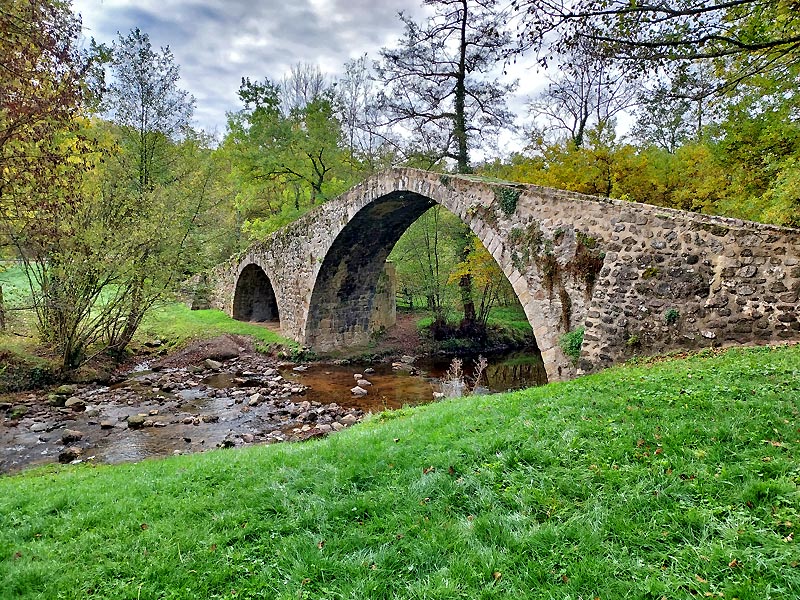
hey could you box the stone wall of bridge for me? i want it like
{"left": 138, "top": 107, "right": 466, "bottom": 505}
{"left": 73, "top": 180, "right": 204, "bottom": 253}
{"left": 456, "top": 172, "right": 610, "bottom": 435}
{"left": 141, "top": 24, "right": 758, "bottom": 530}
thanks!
{"left": 204, "top": 168, "right": 800, "bottom": 381}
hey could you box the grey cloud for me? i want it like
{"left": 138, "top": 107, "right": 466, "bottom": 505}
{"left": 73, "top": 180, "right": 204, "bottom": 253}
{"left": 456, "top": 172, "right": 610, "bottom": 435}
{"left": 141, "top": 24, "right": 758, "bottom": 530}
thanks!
{"left": 73, "top": 0, "right": 442, "bottom": 133}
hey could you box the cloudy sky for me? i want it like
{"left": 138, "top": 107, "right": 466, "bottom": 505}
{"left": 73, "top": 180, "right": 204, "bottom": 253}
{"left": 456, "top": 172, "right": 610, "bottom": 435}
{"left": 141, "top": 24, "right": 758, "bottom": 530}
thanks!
{"left": 72, "top": 0, "right": 542, "bottom": 144}
{"left": 73, "top": 0, "right": 425, "bottom": 134}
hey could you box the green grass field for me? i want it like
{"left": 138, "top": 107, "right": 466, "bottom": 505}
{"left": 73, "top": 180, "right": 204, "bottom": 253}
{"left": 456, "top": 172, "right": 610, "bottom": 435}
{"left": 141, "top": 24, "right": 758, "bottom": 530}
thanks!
{"left": 2, "top": 345, "right": 798, "bottom": 599}
{"left": 139, "top": 303, "right": 292, "bottom": 349}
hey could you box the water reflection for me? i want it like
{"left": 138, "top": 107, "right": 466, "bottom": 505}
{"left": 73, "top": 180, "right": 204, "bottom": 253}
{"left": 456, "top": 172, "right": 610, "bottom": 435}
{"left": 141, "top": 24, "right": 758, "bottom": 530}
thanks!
{"left": 283, "top": 349, "right": 546, "bottom": 413}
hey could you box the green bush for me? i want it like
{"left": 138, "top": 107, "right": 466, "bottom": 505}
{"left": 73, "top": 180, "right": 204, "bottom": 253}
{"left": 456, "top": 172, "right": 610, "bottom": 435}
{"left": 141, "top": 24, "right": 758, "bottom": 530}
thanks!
{"left": 559, "top": 326, "right": 585, "bottom": 362}
{"left": 664, "top": 308, "right": 680, "bottom": 325}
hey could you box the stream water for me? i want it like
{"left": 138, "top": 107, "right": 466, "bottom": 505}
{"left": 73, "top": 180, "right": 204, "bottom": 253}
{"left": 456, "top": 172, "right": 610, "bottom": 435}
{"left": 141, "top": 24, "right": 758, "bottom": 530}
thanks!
{"left": 1, "top": 348, "right": 546, "bottom": 473}
{"left": 279, "top": 350, "right": 548, "bottom": 412}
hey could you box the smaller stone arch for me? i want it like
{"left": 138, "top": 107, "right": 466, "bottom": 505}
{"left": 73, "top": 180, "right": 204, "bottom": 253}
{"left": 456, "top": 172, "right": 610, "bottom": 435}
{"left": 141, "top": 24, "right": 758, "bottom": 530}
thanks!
{"left": 233, "top": 264, "right": 280, "bottom": 323}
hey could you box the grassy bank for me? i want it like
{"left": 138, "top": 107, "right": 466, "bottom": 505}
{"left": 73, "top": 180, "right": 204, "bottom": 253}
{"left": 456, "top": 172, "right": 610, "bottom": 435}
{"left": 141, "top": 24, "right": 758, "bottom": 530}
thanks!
{"left": 0, "top": 262, "right": 293, "bottom": 390}
{"left": 2, "top": 345, "right": 798, "bottom": 599}
{"left": 138, "top": 303, "right": 291, "bottom": 350}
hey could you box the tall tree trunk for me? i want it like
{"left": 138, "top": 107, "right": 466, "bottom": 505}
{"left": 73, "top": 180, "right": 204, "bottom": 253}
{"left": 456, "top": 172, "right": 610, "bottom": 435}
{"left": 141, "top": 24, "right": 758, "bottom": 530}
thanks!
{"left": 455, "top": 1, "right": 477, "bottom": 332}
{"left": 454, "top": 0, "right": 471, "bottom": 175}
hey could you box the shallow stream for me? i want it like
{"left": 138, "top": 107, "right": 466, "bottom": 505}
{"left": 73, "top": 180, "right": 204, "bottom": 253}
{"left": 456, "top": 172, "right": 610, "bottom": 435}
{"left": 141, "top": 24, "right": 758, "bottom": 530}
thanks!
{"left": 0, "top": 349, "right": 546, "bottom": 473}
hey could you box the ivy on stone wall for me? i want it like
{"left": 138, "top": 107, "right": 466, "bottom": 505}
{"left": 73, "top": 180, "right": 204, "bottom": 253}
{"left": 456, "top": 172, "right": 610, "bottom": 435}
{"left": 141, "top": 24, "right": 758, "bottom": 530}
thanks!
{"left": 495, "top": 186, "right": 522, "bottom": 216}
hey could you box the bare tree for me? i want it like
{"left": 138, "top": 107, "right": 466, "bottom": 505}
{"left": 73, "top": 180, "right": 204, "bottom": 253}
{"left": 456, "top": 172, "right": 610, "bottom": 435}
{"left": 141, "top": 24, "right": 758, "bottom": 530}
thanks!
{"left": 336, "top": 54, "right": 399, "bottom": 170}
{"left": 377, "top": 0, "right": 516, "bottom": 174}
{"left": 280, "top": 62, "right": 327, "bottom": 114}
{"left": 632, "top": 63, "right": 719, "bottom": 152}
{"left": 529, "top": 39, "right": 639, "bottom": 147}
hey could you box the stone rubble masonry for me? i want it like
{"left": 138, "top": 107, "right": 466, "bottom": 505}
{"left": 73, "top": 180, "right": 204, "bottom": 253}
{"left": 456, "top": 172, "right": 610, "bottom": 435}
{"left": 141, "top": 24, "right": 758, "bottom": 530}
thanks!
{"left": 204, "top": 168, "right": 800, "bottom": 382}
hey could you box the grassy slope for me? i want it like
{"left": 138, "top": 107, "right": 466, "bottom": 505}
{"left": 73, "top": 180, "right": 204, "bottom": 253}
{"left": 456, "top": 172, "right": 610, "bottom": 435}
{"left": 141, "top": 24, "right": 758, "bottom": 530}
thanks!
{"left": 1, "top": 346, "right": 799, "bottom": 599}
{"left": 139, "top": 304, "right": 292, "bottom": 349}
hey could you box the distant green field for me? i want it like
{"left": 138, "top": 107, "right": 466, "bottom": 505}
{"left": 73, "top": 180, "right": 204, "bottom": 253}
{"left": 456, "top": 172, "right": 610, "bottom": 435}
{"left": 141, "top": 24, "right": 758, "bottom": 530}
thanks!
{"left": 3, "top": 344, "right": 798, "bottom": 599}
{"left": 0, "top": 263, "right": 31, "bottom": 308}
{"left": 0, "top": 262, "right": 292, "bottom": 349}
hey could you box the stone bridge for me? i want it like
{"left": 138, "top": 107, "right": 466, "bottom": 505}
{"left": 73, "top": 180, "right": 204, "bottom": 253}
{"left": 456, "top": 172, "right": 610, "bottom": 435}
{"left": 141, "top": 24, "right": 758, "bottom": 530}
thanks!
{"left": 205, "top": 168, "right": 800, "bottom": 381}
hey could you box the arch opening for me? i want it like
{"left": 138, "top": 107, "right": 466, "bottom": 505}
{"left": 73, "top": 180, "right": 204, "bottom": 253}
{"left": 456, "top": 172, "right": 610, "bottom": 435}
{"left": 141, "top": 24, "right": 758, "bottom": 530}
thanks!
{"left": 304, "top": 191, "right": 543, "bottom": 379}
{"left": 233, "top": 264, "right": 280, "bottom": 323}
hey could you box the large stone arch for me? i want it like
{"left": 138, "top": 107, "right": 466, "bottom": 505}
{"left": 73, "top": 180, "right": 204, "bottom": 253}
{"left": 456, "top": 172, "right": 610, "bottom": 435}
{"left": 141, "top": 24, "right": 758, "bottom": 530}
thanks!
{"left": 300, "top": 179, "right": 580, "bottom": 382}
{"left": 233, "top": 263, "right": 280, "bottom": 323}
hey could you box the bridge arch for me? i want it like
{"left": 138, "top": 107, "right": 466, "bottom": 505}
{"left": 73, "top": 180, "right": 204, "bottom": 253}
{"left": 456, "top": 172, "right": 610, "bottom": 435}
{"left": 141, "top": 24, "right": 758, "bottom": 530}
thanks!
{"left": 233, "top": 263, "right": 280, "bottom": 323}
{"left": 302, "top": 184, "right": 567, "bottom": 379}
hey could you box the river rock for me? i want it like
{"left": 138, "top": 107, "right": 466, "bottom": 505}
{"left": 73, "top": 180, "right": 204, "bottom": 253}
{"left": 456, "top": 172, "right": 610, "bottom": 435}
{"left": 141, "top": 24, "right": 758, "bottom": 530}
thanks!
{"left": 350, "top": 386, "right": 368, "bottom": 397}
{"left": 64, "top": 397, "right": 86, "bottom": 412}
{"left": 400, "top": 355, "right": 415, "bottom": 364}
{"left": 299, "top": 411, "right": 317, "bottom": 423}
{"left": 331, "top": 422, "right": 345, "bottom": 431}
{"left": 241, "top": 433, "right": 254, "bottom": 443}
{"left": 127, "top": 414, "right": 148, "bottom": 429}
{"left": 55, "top": 384, "right": 78, "bottom": 396}
{"left": 363, "top": 367, "right": 375, "bottom": 374}
{"left": 340, "top": 414, "right": 359, "bottom": 426}
{"left": 357, "top": 379, "right": 372, "bottom": 387}
{"left": 30, "top": 422, "right": 48, "bottom": 433}
{"left": 204, "top": 359, "right": 223, "bottom": 370}
{"left": 100, "top": 420, "right": 115, "bottom": 429}
{"left": 248, "top": 393, "right": 262, "bottom": 406}
{"left": 61, "top": 429, "right": 83, "bottom": 444}
{"left": 353, "top": 373, "right": 363, "bottom": 380}
{"left": 58, "top": 447, "right": 82, "bottom": 463}
{"left": 46, "top": 394, "right": 66, "bottom": 407}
